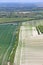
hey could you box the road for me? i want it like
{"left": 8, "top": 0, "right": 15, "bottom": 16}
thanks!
{"left": 14, "top": 22, "right": 43, "bottom": 65}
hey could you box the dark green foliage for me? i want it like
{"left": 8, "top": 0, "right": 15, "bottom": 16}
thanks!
{"left": 36, "top": 25, "right": 43, "bottom": 34}
{"left": 38, "top": 25, "right": 43, "bottom": 33}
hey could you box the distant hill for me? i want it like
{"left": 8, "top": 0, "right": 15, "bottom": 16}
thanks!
{"left": 0, "top": 3, "right": 43, "bottom": 11}
{"left": 35, "top": 2, "right": 43, "bottom": 7}
{"left": 0, "top": 3, "right": 37, "bottom": 8}
{"left": 0, "top": 3, "right": 43, "bottom": 7}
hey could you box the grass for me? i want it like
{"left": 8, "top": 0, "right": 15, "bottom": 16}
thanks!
{"left": 0, "top": 23, "right": 20, "bottom": 65}
{"left": 0, "top": 18, "right": 35, "bottom": 23}
{"left": 36, "top": 25, "right": 43, "bottom": 34}
{"left": 38, "top": 25, "right": 43, "bottom": 33}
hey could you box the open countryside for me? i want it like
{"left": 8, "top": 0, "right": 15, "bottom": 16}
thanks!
{"left": 0, "top": 20, "right": 43, "bottom": 65}
{"left": 0, "top": 3, "right": 43, "bottom": 65}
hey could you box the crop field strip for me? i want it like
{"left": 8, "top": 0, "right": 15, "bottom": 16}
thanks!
{"left": 0, "top": 23, "right": 20, "bottom": 65}
{"left": 36, "top": 25, "right": 43, "bottom": 34}
{"left": 37, "top": 25, "right": 43, "bottom": 33}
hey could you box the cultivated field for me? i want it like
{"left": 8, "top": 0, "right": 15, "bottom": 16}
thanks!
{"left": 0, "top": 20, "right": 43, "bottom": 65}
{"left": 14, "top": 22, "right": 43, "bottom": 65}
{"left": 0, "top": 23, "right": 20, "bottom": 65}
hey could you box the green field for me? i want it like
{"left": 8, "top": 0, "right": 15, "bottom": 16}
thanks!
{"left": 0, "top": 18, "right": 35, "bottom": 23}
{"left": 0, "top": 23, "right": 20, "bottom": 65}
{"left": 37, "top": 25, "right": 43, "bottom": 33}
{"left": 36, "top": 25, "right": 43, "bottom": 34}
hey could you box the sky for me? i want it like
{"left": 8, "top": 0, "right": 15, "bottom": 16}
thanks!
{"left": 0, "top": 0, "right": 43, "bottom": 3}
